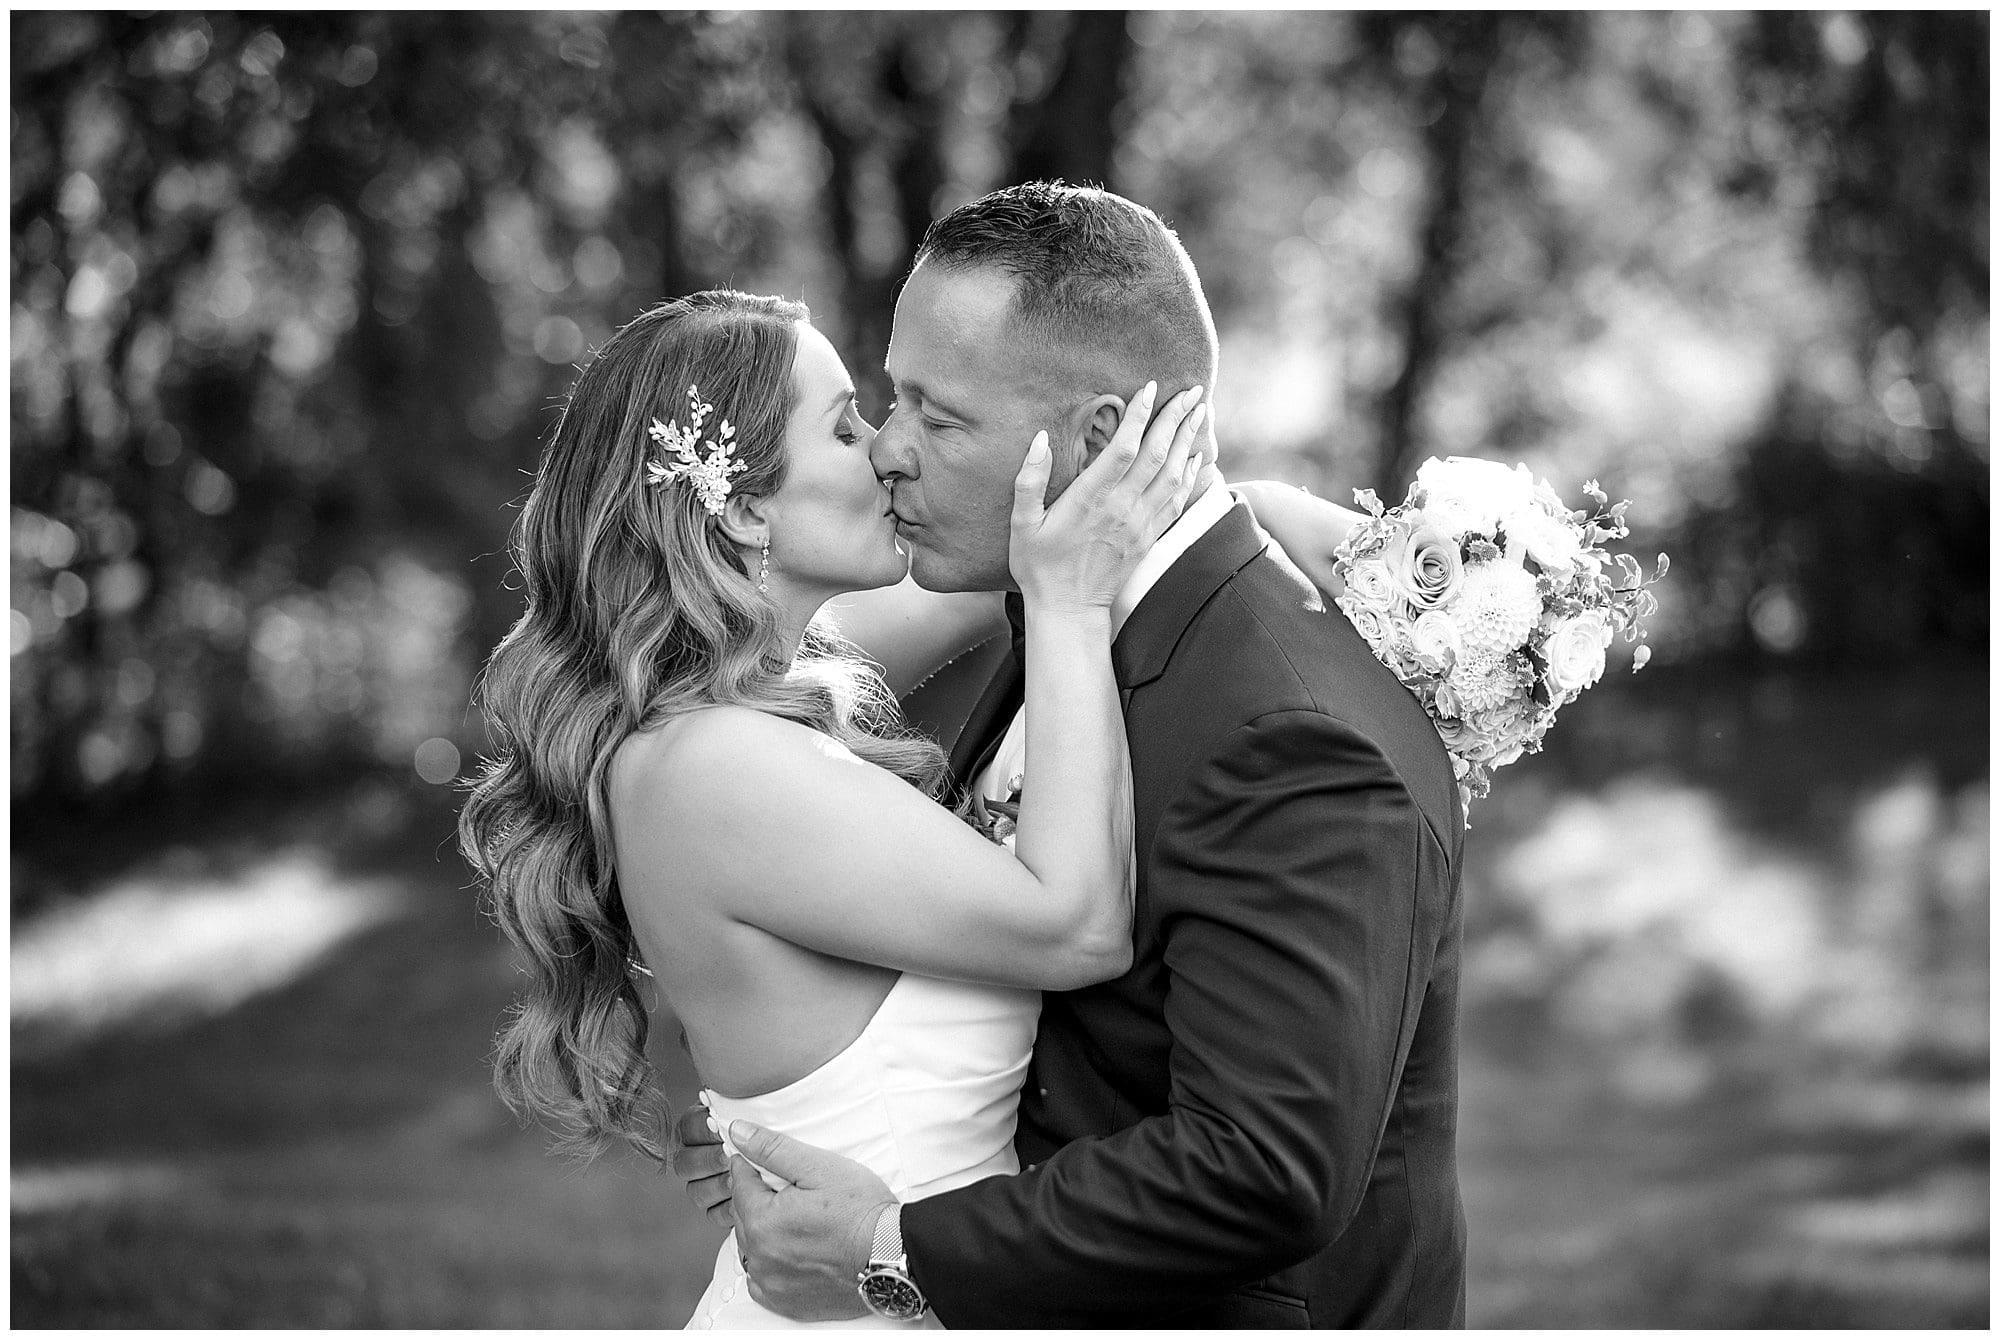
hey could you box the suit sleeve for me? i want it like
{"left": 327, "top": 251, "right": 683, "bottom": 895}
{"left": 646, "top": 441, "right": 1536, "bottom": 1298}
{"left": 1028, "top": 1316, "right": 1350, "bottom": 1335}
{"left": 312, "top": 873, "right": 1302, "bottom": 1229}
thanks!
{"left": 901, "top": 709, "right": 1445, "bottom": 1325}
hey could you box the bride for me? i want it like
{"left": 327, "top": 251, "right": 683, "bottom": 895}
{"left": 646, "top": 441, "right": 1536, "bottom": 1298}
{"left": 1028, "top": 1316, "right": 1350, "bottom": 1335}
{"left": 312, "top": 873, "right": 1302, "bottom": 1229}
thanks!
{"left": 457, "top": 290, "right": 1357, "bottom": 1328}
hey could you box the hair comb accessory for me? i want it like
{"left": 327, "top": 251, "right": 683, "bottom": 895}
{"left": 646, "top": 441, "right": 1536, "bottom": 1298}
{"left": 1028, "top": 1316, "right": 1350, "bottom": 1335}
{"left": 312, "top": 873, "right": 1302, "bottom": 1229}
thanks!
{"left": 646, "top": 383, "right": 745, "bottom": 515}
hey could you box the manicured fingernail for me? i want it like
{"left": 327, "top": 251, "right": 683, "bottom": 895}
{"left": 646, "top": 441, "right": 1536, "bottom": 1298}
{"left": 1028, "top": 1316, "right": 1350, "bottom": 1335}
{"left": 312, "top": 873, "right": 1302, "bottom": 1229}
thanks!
{"left": 1028, "top": 430, "right": 1049, "bottom": 461}
{"left": 1142, "top": 380, "right": 1158, "bottom": 401}
{"left": 1190, "top": 403, "right": 1209, "bottom": 430}
{"left": 1187, "top": 385, "right": 1205, "bottom": 405}
{"left": 705, "top": 1115, "right": 720, "bottom": 1135}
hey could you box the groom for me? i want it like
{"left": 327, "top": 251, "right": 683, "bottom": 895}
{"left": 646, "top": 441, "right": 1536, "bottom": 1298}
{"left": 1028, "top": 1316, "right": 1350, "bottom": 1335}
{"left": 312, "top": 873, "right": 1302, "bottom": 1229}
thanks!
{"left": 674, "top": 182, "right": 1466, "bottom": 1327}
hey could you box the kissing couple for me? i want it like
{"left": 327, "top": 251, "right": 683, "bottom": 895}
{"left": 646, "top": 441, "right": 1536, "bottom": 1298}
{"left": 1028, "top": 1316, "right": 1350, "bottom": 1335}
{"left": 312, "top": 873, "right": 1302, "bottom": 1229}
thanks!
{"left": 461, "top": 182, "right": 1465, "bottom": 1328}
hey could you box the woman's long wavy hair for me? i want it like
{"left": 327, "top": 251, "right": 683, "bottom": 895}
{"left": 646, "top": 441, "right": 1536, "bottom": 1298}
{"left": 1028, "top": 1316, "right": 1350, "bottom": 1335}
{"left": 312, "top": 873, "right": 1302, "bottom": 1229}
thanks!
{"left": 459, "top": 291, "right": 948, "bottom": 1160}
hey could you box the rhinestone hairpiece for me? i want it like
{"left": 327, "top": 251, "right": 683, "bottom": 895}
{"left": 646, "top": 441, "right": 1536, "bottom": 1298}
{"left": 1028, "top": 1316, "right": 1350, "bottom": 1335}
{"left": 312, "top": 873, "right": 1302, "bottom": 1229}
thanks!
{"left": 646, "top": 383, "right": 744, "bottom": 515}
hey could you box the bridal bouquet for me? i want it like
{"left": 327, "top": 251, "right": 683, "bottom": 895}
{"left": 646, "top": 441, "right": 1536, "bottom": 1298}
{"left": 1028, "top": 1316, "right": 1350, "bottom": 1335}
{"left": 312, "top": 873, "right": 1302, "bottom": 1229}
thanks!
{"left": 1334, "top": 457, "right": 1666, "bottom": 812}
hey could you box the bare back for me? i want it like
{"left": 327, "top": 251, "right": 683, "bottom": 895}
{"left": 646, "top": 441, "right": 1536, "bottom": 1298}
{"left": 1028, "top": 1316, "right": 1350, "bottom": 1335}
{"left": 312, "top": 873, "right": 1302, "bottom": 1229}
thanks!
{"left": 609, "top": 712, "right": 900, "bottom": 1100}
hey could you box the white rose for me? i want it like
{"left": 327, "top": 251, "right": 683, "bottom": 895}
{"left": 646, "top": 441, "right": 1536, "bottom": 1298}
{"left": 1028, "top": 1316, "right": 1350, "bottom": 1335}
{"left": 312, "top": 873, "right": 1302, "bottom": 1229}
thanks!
{"left": 1502, "top": 504, "right": 1585, "bottom": 574}
{"left": 1337, "top": 597, "right": 1390, "bottom": 649}
{"left": 1341, "top": 558, "right": 1398, "bottom": 611}
{"left": 1420, "top": 496, "right": 1481, "bottom": 543}
{"left": 1409, "top": 610, "right": 1463, "bottom": 674}
{"left": 1380, "top": 523, "right": 1464, "bottom": 615}
{"left": 1542, "top": 612, "right": 1611, "bottom": 696}
{"left": 1382, "top": 622, "right": 1424, "bottom": 677}
{"left": 1415, "top": 457, "right": 1537, "bottom": 537}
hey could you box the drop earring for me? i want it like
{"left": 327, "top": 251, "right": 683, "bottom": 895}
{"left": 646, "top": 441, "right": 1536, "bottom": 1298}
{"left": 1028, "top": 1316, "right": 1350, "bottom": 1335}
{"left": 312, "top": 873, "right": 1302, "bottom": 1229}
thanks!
{"left": 757, "top": 537, "right": 770, "bottom": 594}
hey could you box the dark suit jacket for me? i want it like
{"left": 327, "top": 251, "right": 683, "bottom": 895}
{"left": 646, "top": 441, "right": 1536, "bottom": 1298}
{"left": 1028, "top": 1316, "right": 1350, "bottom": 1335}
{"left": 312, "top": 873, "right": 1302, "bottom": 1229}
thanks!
{"left": 902, "top": 503, "right": 1467, "bottom": 1328}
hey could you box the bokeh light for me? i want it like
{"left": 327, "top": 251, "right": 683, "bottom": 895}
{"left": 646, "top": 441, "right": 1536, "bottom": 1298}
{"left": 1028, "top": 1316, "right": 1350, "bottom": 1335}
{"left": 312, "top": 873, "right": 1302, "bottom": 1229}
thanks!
{"left": 412, "top": 737, "right": 461, "bottom": 785}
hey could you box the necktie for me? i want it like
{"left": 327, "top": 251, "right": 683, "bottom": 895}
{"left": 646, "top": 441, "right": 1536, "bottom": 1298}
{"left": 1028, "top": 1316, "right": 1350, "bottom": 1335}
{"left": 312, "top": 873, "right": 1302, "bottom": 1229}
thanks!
{"left": 952, "top": 593, "right": 1027, "bottom": 801}
{"left": 1005, "top": 591, "right": 1027, "bottom": 666}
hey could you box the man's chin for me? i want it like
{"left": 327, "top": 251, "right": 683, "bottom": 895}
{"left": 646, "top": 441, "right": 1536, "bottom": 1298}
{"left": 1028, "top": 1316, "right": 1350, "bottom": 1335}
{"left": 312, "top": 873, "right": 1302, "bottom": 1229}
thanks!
{"left": 905, "top": 546, "right": 1006, "bottom": 595}
{"left": 906, "top": 557, "right": 968, "bottom": 593}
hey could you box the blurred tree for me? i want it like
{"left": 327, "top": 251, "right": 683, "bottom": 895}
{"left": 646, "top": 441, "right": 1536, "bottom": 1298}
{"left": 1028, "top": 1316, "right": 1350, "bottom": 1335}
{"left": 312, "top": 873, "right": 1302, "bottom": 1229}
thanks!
{"left": 1746, "top": 12, "right": 1986, "bottom": 394}
{"left": 1348, "top": 12, "right": 1587, "bottom": 494}
{"left": 1001, "top": 11, "right": 1134, "bottom": 187}
{"left": 1117, "top": 11, "right": 1983, "bottom": 663}
{"left": 8, "top": 9, "right": 1988, "bottom": 819}
{"left": 781, "top": 12, "right": 953, "bottom": 413}
{"left": 780, "top": 10, "right": 1135, "bottom": 413}
{"left": 1659, "top": 11, "right": 1989, "bottom": 661}
{"left": 9, "top": 11, "right": 777, "bottom": 807}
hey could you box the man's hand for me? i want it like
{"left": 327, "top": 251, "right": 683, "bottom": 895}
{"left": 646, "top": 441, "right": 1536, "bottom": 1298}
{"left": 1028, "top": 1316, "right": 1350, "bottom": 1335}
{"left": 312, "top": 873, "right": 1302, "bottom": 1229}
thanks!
{"left": 729, "top": 1120, "right": 896, "bottom": 1322}
{"left": 668, "top": 1104, "right": 734, "bottom": 1229}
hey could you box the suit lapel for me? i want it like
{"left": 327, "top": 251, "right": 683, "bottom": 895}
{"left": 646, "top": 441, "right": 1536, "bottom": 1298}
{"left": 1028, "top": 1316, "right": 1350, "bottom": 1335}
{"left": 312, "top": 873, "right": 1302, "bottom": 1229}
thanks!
{"left": 949, "top": 507, "right": 1266, "bottom": 794}
{"left": 1111, "top": 503, "right": 1270, "bottom": 693}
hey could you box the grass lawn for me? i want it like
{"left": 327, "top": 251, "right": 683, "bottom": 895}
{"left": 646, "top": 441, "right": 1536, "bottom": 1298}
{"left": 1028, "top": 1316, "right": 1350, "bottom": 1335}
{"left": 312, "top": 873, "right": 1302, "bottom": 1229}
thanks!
{"left": 12, "top": 798, "right": 725, "bottom": 1327}
{"left": 12, "top": 665, "right": 1990, "bottom": 1326}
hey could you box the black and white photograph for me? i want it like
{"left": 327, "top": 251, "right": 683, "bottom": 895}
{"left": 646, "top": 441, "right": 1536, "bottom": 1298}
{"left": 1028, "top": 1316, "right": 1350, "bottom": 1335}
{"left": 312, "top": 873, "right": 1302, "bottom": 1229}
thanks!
{"left": 10, "top": 8, "right": 1988, "bottom": 1329}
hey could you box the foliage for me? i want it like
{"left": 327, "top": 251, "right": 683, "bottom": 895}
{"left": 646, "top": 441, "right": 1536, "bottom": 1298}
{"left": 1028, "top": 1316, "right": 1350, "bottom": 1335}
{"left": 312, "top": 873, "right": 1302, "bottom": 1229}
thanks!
{"left": 9, "top": 11, "right": 1987, "bottom": 809}
{"left": 11, "top": 12, "right": 773, "bottom": 801}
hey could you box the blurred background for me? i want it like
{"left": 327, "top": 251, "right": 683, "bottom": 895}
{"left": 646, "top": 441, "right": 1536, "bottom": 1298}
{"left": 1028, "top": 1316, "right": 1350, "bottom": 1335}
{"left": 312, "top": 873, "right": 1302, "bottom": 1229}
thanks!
{"left": 10, "top": 9, "right": 1987, "bottom": 1327}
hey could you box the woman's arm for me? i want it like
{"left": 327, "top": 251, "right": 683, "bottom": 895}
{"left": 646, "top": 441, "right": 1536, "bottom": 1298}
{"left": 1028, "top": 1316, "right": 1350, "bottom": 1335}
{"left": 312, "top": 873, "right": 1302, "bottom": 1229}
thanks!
{"left": 617, "top": 385, "right": 1206, "bottom": 993}
{"left": 619, "top": 704, "right": 1122, "bottom": 992}
{"left": 1232, "top": 479, "right": 1366, "bottom": 599}
{"left": 818, "top": 580, "right": 1005, "bottom": 698}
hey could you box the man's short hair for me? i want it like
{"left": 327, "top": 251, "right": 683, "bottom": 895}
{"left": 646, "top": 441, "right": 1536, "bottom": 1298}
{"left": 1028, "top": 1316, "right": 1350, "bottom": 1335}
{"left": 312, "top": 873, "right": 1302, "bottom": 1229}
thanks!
{"left": 912, "top": 182, "right": 1219, "bottom": 397}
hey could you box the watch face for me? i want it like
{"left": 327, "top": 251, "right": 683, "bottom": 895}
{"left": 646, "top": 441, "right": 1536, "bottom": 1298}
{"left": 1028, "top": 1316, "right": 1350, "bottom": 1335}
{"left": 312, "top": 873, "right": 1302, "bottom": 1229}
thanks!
{"left": 860, "top": 1268, "right": 925, "bottom": 1320}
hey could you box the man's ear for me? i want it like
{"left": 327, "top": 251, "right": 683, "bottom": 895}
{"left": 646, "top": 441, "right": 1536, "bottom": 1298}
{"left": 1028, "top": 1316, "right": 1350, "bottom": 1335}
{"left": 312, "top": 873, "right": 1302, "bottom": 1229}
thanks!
{"left": 715, "top": 491, "right": 769, "bottom": 555}
{"left": 1074, "top": 394, "right": 1126, "bottom": 465}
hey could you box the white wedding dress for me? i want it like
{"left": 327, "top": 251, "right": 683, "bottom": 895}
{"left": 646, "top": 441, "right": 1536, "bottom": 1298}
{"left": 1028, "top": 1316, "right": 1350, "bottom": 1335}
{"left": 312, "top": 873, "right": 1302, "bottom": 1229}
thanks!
{"left": 684, "top": 971, "right": 1040, "bottom": 1330}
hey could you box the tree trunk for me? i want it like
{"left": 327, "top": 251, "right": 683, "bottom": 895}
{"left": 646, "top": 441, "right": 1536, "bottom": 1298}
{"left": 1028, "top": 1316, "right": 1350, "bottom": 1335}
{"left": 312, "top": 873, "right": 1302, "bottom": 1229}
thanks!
{"left": 635, "top": 172, "right": 701, "bottom": 304}
{"left": 1374, "top": 16, "right": 1504, "bottom": 495}
{"left": 786, "top": 16, "right": 951, "bottom": 411}
{"left": 1005, "top": 11, "right": 1134, "bottom": 187}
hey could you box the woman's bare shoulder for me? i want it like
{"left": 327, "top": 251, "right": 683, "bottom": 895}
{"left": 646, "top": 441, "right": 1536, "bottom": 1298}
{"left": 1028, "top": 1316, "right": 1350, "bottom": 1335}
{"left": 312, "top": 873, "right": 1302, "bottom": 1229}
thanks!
{"left": 611, "top": 705, "right": 853, "bottom": 815}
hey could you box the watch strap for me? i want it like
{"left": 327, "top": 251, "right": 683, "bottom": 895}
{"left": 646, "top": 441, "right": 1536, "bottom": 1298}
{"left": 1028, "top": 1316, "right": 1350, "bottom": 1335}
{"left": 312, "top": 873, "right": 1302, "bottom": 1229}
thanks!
{"left": 868, "top": 1203, "right": 905, "bottom": 1265}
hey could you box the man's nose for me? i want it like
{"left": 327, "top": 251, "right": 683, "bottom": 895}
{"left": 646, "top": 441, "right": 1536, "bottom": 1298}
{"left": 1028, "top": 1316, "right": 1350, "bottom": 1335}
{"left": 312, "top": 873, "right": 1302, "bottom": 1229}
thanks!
{"left": 869, "top": 418, "right": 915, "bottom": 481}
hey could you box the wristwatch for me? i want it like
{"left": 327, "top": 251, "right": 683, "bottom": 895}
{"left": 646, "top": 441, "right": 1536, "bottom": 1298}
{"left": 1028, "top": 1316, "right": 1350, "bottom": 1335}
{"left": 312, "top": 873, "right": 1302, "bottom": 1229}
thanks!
{"left": 856, "top": 1204, "right": 927, "bottom": 1321}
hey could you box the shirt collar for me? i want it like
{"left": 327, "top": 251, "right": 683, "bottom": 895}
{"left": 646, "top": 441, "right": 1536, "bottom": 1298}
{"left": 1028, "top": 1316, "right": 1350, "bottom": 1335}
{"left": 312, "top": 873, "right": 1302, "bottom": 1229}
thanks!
{"left": 1109, "top": 478, "right": 1237, "bottom": 638}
